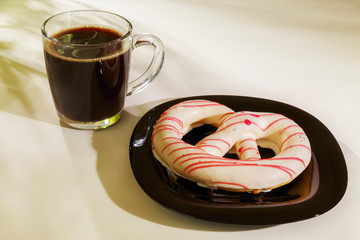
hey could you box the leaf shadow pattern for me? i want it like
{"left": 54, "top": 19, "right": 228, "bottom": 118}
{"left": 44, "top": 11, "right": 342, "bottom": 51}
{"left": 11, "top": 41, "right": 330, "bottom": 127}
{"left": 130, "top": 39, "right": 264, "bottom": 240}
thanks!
{"left": 0, "top": 0, "right": 90, "bottom": 123}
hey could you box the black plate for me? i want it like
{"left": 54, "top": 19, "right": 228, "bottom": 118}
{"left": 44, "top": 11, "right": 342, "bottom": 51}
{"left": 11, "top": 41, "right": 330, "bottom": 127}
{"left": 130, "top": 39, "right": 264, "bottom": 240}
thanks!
{"left": 129, "top": 95, "right": 347, "bottom": 225}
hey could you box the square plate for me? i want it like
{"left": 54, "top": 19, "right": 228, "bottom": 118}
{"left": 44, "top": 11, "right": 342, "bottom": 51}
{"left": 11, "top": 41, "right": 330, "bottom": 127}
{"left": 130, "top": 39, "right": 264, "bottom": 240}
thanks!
{"left": 129, "top": 95, "right": 347, "bottom": 225}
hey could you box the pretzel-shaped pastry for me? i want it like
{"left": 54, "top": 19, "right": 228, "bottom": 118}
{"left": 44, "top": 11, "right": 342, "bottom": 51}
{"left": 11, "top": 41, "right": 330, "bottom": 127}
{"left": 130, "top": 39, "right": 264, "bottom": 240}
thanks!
{"left": 151, "top": 100, "right": 311, "bottom": 193}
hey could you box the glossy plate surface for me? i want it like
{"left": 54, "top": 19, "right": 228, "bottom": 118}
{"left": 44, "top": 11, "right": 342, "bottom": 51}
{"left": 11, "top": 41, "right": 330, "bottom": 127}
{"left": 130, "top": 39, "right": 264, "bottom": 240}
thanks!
{"left": 129, "top": 95, "right": 347, "bottom": 225}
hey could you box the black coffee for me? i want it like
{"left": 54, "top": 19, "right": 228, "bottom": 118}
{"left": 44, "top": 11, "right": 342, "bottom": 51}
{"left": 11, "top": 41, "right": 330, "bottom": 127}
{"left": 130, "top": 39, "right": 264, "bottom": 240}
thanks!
{"left": 44, "top": 27, "right": 130, "bottom": 122}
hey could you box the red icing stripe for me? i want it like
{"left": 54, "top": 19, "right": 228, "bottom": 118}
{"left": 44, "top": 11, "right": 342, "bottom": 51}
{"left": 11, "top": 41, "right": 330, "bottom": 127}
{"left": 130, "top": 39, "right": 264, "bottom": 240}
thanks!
{"left": 159, "top": 111, "right": 168, "bottom": 118}
{"left": 198, "top": 144, "right": 223, "bottom": 153}
{"left": 198, "top": 138, "right": 231, "bottom": 148}
{"left": 157, "top": 117, "right": 183, "bottom": 129}
{"left": 261, "top": 117, "right": 288, "bottom": 131}
{"left": 271, "top": 157, "right": 306, "bottom": 167}
{"left": 182, "top": 100, "right": 219, "bottom": 104}
{"left": 219, "top": 117, "right": 290, "bottom": 133}
{"left": 151, "top": 126, "right": 180, "bottom": 142}
{"left": 186, "top": 162, "right": 295, "bottom": 178}
{"left": 173, "top": 152, "right": 214, "bottom": 164}
{"left": 218, "top": 112, "right": 235, "bottom": 121}
{"left": 176, "top": 103, "right": 223, "bottom": 108}
{"left": 238, "top": 147, "right": 259, "bottom": 158}
{"left": 238, "top": 138, "right": 257, "bottom": 144}
{"left": 279, "top": 125, "right": 302, "bottom": 135}
{"left": 280, "top": 132, "right": 306, "bottom": 150}
{"left": 219, "top": 112, "right": 243, "bottom": 125}
{"left": 168, "top": 146, "right": 200, "bottom": 156}
{"left": 260, "top": 164, "right": 295, "bottom": 178}
{"left": 185, "top": 161, "right": 254, "bottom": 173}
{"left": 281, "top": 144, "right": 311, "bottom": 153}
{"left": 179, "top": 155, "right": 230, "bottom": 166}
{"left": 154, "top": 124, "right": 180, "bottom": 132}
{"left": 212, "top": 181, "right": 248, "bottom": 189}
{"left": 161, "top": 141, "right": 184, "bottom": 153}
{"left": 220, "top": 112, "right": 252, "bottom": 125}
{"left": 162, "top": 137, "right": 180, "bottom": 141}
{"left": 153, "top": 124, "right": 180, "bottom": 134}
{"left": 217, "top": 121, "right": 248, "bottom": 133}
{"left": 220, "top": 112, "right": 282, "bottom": 125}
{"left": 167, "top": 101, "right": 224, "bottom": 110}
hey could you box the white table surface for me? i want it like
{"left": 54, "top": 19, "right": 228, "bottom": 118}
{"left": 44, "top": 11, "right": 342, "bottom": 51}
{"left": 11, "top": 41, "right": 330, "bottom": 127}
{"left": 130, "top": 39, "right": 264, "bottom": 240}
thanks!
{"left": 1, "top": 0, "right": 359, "bottom": 239}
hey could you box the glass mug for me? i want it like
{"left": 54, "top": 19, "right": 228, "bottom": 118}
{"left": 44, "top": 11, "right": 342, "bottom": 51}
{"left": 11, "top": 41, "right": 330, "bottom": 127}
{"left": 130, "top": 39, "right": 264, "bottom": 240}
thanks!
{"left": 41, "top": 10, "right": 164, "bottom": 130}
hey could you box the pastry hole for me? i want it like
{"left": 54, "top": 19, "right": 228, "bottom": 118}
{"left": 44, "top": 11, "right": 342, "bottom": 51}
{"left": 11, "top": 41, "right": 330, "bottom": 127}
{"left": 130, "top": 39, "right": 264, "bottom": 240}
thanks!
{"left": 182, "top": 124, "right": 217, "bottom": 145}
{"left": 182, "top": 125, "right": 276, "bottom": 159}
{"left": 258, "top": 146, "right": 276, "bottom": 158}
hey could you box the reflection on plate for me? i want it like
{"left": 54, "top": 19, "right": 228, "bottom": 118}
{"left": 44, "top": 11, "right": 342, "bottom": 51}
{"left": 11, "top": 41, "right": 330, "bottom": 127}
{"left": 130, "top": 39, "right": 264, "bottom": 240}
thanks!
{"left": 129, "top": 95, "right": 347, "bottom": 225}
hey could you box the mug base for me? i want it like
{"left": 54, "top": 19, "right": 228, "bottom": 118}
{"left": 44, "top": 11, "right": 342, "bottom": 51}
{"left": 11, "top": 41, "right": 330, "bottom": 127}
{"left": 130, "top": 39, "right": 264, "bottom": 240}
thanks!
{"left": 57, "top": 112, "right": 121, "bottom": 130}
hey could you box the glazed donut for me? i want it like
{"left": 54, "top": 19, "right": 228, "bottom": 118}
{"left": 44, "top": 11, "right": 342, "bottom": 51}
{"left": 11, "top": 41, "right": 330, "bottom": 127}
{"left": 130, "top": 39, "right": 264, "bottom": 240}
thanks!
{"left": 151, "top": 100, "right": 312, "bottom": 193}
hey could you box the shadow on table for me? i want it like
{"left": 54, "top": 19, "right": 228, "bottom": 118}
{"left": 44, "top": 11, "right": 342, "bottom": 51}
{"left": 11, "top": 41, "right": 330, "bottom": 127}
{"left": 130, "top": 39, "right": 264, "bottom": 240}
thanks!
{"left": 92, "top": 100, "right": 274, "bottom": 231}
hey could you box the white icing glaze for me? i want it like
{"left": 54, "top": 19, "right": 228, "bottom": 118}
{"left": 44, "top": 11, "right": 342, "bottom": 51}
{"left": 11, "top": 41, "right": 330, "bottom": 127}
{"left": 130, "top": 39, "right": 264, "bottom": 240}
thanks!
{"left": 151, "top": 100, "right": 312, "bottom": 192}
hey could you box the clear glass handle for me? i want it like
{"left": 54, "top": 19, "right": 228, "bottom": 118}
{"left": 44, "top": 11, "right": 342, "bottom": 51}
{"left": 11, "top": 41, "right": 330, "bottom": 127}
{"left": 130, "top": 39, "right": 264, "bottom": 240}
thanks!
{"left": 127, "top": 33, "right": 164, "bottom": 96}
